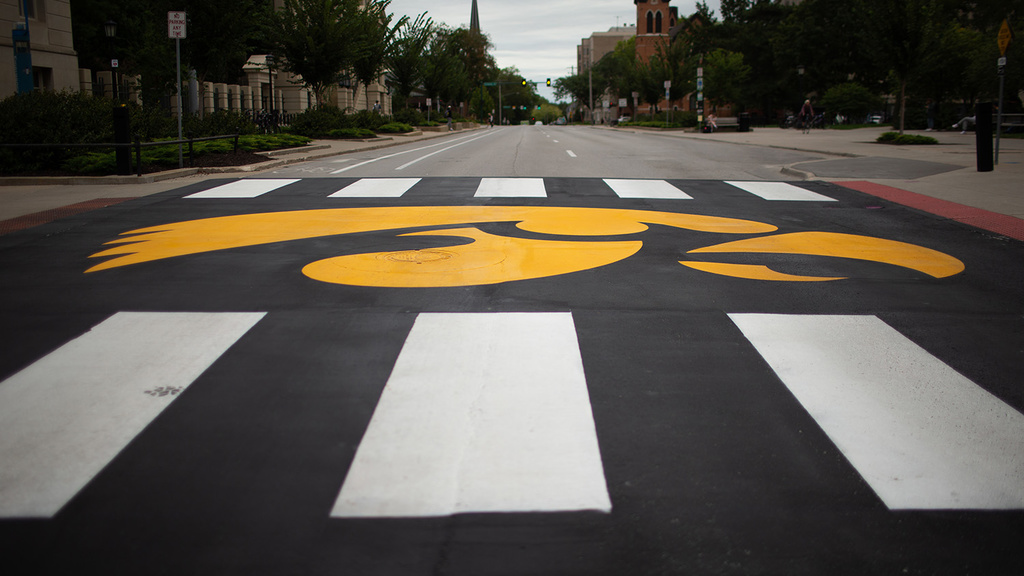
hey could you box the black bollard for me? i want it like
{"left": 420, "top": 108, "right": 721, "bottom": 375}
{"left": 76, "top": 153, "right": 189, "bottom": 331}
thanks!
{"left": 113, "top": 105, "right": 132, "bottom": 175}
{"left": 976, "top": 102, "right": 993, "bottom": 172}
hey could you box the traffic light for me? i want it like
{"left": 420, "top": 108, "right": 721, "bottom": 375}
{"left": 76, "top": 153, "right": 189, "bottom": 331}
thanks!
{"left": 521, "top": 79, "right": 527, "bottom": 86}
{"left": 546, "top": 78, "right": 551, "bottom": 87}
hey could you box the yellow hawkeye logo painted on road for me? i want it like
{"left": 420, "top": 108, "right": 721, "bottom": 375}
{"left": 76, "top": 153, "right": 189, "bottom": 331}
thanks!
{"left": 87, "top": 206, "right": 964, "bottom": 287}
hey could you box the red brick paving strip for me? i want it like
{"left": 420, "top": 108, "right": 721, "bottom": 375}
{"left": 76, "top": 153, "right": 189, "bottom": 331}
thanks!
{"left": 836, "top": 181, "right": 1024, "bottom": 242}
{"left": 0, "top": 198, "right": 137, "bottom": 236}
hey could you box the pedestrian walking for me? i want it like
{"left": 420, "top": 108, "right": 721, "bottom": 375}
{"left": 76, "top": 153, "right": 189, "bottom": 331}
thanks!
{"left": 799, "top": 99, "right": 814, "bottom": 134}
{"left": 446, "top": 106, "right": 453, "bottom": 131}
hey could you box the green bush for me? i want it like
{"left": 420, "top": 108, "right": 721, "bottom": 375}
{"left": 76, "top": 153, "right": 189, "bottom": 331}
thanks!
{"left": 327, "top": 128, "right": 376, "bottom": 139}
{"left": 349, "top": 110, "right": 386, "bottom": 131}
{"left": 287, "top": 106, "right": 351, "bottom": 138}
{"left": 820, "top": 83, "right": 881, "bottom": 123}
{"left": 183, "top": 110, "right": 257, "bottom": 137}
{"left": 377, "top": 122, "right": 413, "bottom": 133}
{"left": 60, "top": 133, "right": 311, "bottom": 174}
{"left": 0, "top": 90, "right": 115, "bottom": 173}
{"left": 392, "top": 107, "right": 426, "bottom": 126}
{"left": 877, "top": 132, "right": 938, "bottom": 145}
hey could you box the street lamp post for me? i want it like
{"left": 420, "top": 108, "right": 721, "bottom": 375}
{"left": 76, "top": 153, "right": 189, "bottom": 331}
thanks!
{"left": 265, "top": 55, "right": 276, "bottom": 131}
{"left": 104, "top": 20, "right": 118, "bottom": 100}
{"left": 797, "top": 64, "right": 805, "bottom": 102}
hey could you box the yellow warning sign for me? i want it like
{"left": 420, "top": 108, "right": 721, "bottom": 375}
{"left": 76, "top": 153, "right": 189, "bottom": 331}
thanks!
{"left": 998, "top": 19, "right": 1012, "bottom": 56}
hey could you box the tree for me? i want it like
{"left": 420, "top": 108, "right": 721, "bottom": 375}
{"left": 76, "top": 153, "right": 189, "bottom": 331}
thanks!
{"left": 351, "top": 0, "right": 408, "bottom": 112}
{"left": 868, "top": 0, "right": 943, "bottom": 133}
{"left": 818, "top": 82, "right": 880, "bottom": 122}
{"left": 269, "top": 0, "right": 364, "bottom": 107}
{"left": 387, "top": 13, "right": 433, "bottom": 108}
{"left": 421, "top": 25, "right": 468, "bottom": 109}
{"left": 553, "top": 74, "right": 589, "bottom": 109}
{"left": 703, "top": 49, "right": 751, "bottom": 110}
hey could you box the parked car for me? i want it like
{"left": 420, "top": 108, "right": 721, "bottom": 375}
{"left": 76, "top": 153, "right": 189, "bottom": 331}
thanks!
{"left": 615, "top": 115, "right": 631, "bottom": 125}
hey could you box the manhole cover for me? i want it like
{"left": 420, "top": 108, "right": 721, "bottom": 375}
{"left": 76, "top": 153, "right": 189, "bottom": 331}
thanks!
{"left": 381, "top": 250, "right": 455, "bottom": 263}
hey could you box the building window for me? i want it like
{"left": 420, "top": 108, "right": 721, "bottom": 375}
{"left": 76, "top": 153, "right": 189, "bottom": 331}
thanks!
{"left": 646, "top": 11, "right": 653, "bottom": 34}
{"left": 655, "top": 11, "right": 662, "bottom": 33}
{"left": 33, "top": 67, "right": 53, "bottom": 92}
{"left": 18, "top": 0, "right": 43, "bottom": 21}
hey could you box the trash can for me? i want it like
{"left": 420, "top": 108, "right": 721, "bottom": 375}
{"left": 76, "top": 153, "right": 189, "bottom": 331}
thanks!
{"left": 738, "top": 112, "right": 751, "bottom": 133}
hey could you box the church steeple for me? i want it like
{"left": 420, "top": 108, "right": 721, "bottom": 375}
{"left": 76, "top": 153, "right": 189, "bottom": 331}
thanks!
{"left": 470, "top": 0, "right": 481, "bottom": 34}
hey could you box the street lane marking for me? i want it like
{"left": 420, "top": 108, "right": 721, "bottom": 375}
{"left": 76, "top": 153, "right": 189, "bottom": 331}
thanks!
{"left": 331, "top": 312, "right": 611, "bottom": 517}
{"left": 474, "top": 178, "right": 547, "bottom": 197}
{"left": 395, "top": 131, "right": 497, "bottom": 171}
{"left": 328, "top": 178, "right": 421, "bottom": 198}
{"left": 566, "top": 150, "right": 577, "bottom": 158}
{"left": 185, "top": 179, "right": 299, "bottom": 199}
{"left": 605, "top": 179, "right": 694, "bottom": 200}
{"left": 730, "top": 313, "right": 1024, "bottom": 510}
{"left": 329, "top": 132, "right": 481, "bottom": 174}
{"left": 0, "top": 312, "right": 265, "bottom": 518}
{"left": 726, "top": 181, "right": 836, "bottom": 202}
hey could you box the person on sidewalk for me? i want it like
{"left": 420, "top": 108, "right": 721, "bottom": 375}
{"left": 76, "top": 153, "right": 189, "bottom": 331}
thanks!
{"left": 952, "top": 115, "right": 975, "bottom": 134}
{"left": 799, "top": 100, "right": 814, "bottom": 134}
{"left": 446, "top": 106, "right": 453, "bottom": 132}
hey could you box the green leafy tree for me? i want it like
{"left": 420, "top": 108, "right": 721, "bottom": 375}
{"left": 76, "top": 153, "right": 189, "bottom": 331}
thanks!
{"left": 421, "top": 25, "right": 468, "bottom": 109}
{"left": 387, "top": 13, "right": 433, "bottom": 108}
{"left": 818, "top": 82, "right": 881, "bottom": 121}
{"left": 868, "top": 0, "right": 944, "bottom": 133}
{"left": 351, "top": 0, "right": 408, "bottom": 111}
{"left": 269, "top": 0, "right": 364, "bottom": 107}
{"left": 703, "top": 49, "right": 751, "bottom": 110}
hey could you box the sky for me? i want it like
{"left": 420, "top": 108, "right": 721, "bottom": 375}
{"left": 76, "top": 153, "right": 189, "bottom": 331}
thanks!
{"left": 383, "top": 0, "right": 722, "bottom": 102}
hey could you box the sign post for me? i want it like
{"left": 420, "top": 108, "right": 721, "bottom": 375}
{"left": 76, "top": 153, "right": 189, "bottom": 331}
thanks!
{"left": 995, "top": 19, "right": 1012, "bottom": 165}
{"left": 168, "top": 11, "right": 187, "bottom": 168}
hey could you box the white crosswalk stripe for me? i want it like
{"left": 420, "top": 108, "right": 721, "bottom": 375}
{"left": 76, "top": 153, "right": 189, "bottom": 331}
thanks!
{"left": 328, "top": 178, "right": 421, "bottom": 198}
{"left": 731, "top": 314, "right": 1024, "bottom": 510}
{"left": 605, "top": 179, "right": 693, "bottom": 199}
{"left": 0, "top": 312, "right": 265, "bottom": 518}
{"left": 725, "top": 181, "right": 837, "bottom": 201}
{"left": 3, "top": 310, "right": 1021, "bottom": 518}
{"left": 185, "top": 179, "right": 299, "bottom": 199}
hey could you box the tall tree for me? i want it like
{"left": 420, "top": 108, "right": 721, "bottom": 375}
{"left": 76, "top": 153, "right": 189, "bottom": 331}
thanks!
{"left": 269, "top": 0, "right": 364, "bottom": 107}
{"left": 868, "top": 0, "right": 943, "bottom": 133}
{"left": 387, "top": 13, "right": 433, "bottom": 108}
{"left": 351, "top": 0, "right": 408, "bottom": 111}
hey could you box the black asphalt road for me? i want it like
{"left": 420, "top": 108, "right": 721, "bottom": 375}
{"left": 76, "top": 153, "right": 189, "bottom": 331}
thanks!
{"left": 1, "top": 176, "right": 1022, "bottom": 576}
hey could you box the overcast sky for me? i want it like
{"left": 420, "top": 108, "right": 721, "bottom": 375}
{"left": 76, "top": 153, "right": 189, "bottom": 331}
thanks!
{"left": 383, "top": 0, "right": 722, "bottom": 102}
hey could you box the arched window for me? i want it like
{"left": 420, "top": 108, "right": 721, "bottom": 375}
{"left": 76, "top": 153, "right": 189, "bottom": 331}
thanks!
{"left": 646, "top": 11, "right": 653, "bottom": 34}
{"left": 655, "top": 11, "right": 663, "bottom": 33}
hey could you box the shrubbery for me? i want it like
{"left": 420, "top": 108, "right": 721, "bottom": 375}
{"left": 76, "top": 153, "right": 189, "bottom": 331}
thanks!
{"left": 877, "top": 132, "right": 938, "bottom": 145}
{"left": 377, "top": 122, "right": 413, "bottom": 133}
{"left": 326, "top": 128, "right": 377, "bottom": 139}
{"left": 0, "top": 91, "right": 262, "bottom": 174}
{"left": 61, "top": 133, "right": 310, "bottom": 174}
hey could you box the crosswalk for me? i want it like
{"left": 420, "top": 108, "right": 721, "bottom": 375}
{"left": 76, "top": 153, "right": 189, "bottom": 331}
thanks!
{"left": 2, "top": 310, "right": 1021, "bottom": 520}
{"left": 181, "top": 177, "right": 837, "bottom": 201}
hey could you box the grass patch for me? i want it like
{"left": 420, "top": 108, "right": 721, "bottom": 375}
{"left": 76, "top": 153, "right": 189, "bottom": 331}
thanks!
{"left": 877, "top": 131, "right": 938, "bottom": 145}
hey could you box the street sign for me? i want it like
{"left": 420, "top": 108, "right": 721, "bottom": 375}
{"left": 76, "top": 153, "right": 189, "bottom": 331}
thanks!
{"left": 168, "top": 11, "right": 186, "bottom": 39}
{"left": 998, "top": 56, "right": 1007, "bottom": 76}
{"left": 998, "top": 19, "right": 1012, "bottom": 56}
{"left": 111, "top": 59, "right": 119, "bottom": 69}
{"left": 618, "top": 98, "right": 627, "bottom": 107}
{"left": 696, "top": 78, "right": 704, "bottom": 91}
{"left": 697, "top": 92, "right": 703, "bottom": 102}
{"left": 483, "top": 82, "right": 497, "bottom": 86}
{"left": 426, "top": 98, "right": 432, "bottom": 106}
{"left": 697, "top": 67, "right": 703, "bottom": 78}
{"left": 664, "top": 80, "right": 671, "bottom": 89}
